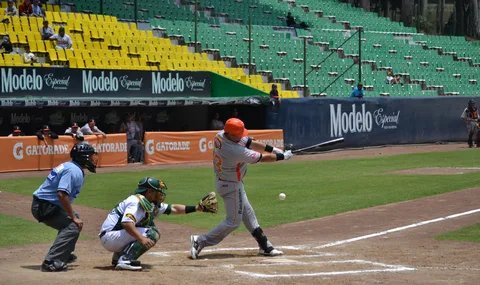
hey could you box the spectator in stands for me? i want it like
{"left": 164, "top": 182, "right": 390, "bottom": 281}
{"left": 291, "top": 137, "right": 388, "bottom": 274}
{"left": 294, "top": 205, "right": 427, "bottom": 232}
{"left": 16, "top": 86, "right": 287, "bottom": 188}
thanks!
{"left": 23, "top": 46, "right": 38, "bottom": 64}
{"left": 19, "top": 0, "right": 33, "bottom": 16}
{"left": 49, "top": 27, "right": 73, "bottom": 50}
{"left": 119, "top": 114, "right": 143, "bottom": 163}
{"left": 4, "top": 0, "right": 18, "bottom": 16}
{"left": 285, "top": 11, "right": 309, "bottom": 29}
{"left": 394, "top": 74, "right": 402, "bottom": 85}
{"left": 36, "top": 125, "right": 59, "bottom": 141}
{"left": 31, "top": 0, "right": 44, "bottom": 17}
{"left": 64, "top": 122, "right": 84, "bottom": 141}
{"left": 286, "top": 12, "right": 296, "bottom": 27}
{"left": 0, "top": 36, "right": 13, "bottom": 54}
{"left": 81, "top": 118, "right": 107, "bottom": 138}
{"left": 386, "top": 68, "right": 394, "bottom": 84}
{"left": 40, "top": 20, "right": 54, "bottom": 40}
{"left": 460, "top": 99, "right": 480, "bottom": 148}
{"left": 350, "top": 82, "right": 364, "bottom": 99}
{"left": 269, "top": 84, "right": 280, "bottom": 108}
{"left": 8, "top": 125, "right": 24, "bottom": 137}
{"left": 210, "top": 112, "right": 224, "bottom": 130}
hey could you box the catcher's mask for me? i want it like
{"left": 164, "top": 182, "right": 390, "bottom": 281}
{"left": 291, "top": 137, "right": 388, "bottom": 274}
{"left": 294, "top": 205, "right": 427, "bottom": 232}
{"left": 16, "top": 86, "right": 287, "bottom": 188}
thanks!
{"left": 70, "top": 143, "right": 98, "bottom": 173}
{"left": 468, "top": 100, "right": 475, "bottom": 109}
{"left": 135, "top": 177, "right": 167, "bottom": 196}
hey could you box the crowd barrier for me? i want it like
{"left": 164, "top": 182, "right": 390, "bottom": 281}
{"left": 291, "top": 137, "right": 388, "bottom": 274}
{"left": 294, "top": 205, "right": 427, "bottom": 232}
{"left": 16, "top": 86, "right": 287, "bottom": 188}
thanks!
{"left": 0, "top": 130, "right": 284, "bottom": 172}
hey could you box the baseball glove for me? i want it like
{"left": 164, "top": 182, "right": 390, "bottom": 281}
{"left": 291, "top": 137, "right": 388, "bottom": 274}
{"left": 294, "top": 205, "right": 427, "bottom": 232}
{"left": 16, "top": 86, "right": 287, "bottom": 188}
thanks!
{"left": 197, "top": 192, "right": 218, "bottom": 213}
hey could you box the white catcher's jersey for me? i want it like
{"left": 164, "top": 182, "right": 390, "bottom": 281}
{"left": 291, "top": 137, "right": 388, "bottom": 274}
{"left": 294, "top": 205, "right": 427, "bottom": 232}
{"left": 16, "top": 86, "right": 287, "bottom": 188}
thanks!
{"left": 213, "top": 130, "right": 261, "bottom": 182}
{"left": 100, "top": 194, "right": 169, "bottom": 233}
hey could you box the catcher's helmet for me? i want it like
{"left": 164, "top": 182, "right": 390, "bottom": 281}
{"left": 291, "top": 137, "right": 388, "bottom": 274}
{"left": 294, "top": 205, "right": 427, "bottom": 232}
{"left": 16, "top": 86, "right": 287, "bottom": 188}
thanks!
{"left": 224, "top": 118, "right": 248, "bottom": 138}
{"left": 135, "top": 177, "right": 167, "bottom": 195}
{"left": 70, "top": 143, "right": 97, "bottom": 173}
{"left": 468, "top": 99, "right": 475, "bottom": 107}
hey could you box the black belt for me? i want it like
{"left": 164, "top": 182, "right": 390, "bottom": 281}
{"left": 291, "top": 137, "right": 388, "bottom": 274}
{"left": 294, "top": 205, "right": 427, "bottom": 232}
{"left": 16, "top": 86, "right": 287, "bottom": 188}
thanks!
{"left": 99, "top": 231, "right": 106, "bottom": 238}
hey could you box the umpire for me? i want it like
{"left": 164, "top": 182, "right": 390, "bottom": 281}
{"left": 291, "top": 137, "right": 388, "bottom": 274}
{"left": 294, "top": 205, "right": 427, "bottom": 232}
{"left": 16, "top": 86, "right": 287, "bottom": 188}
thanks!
{"left": 31, "top": 143, "right": 98, "bottom": 272}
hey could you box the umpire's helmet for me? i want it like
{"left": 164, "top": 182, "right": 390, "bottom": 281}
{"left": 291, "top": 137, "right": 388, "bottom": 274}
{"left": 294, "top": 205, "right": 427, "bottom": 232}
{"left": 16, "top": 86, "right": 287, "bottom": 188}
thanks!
{"left": 70, "top": 143, "right": 97, "bottom": 173}
{"left": 135, "top": 177, "right": 167, "bottom": 195}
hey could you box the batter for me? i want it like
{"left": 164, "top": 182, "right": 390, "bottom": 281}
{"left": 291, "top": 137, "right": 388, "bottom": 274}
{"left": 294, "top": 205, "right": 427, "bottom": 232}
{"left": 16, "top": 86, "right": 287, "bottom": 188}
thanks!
{"left": 190, "top": 118, "right": 293, "bottom": 259}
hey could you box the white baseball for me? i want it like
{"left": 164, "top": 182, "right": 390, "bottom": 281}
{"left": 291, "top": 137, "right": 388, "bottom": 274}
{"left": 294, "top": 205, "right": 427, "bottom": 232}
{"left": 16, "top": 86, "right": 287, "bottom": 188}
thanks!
{"left": 278, "top": 192, "right": 286, "bottom": 200}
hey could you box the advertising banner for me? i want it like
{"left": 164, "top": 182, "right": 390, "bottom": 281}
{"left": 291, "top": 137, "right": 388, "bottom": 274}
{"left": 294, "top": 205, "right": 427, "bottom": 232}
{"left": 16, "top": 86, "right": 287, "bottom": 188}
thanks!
{"left": 271, "top": 97, "right": 469, "bottom": 148}
{"left": 0, "top": 134, "right": 127, "bottom": 172}
{"left": 144, "top": 130, "right": 284, "bottom": 165}
{"left": 0, "top": 67, "right": 211, "bottom": 98}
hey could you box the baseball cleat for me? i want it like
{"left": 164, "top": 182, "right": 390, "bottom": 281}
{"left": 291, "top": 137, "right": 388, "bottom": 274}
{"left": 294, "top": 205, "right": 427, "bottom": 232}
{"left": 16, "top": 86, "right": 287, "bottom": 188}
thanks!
{"left": 111, "top": 252, "right": 140, "bottom": 266}
{"left": 190, "top": 235, "right": 202, "bottom": 260}
{"left": 258, "top": 247, "right": 284, "bottom": 256}
{"left": 41, "top": 259, "right": 68, "bottom": 272}
{"left": 115, "top": 257, "right": 142, "bottom": 271}
{"left": 67, "top": 253, "right": 77, "bottom": 264}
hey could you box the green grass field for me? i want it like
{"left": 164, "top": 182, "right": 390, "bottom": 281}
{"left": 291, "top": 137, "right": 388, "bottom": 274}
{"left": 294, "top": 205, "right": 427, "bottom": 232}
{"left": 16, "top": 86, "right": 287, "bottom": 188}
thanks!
{"left": 0, "top": 150, "right": 478, "bottom": 247}
{"left": 436, "top": 224, "right": 480, "bottom": 243}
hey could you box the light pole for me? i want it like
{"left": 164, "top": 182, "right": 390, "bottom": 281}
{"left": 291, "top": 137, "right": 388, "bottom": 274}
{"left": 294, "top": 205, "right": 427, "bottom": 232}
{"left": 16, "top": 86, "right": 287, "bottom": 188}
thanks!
{"left": 194, "top": 0, "right": 198, "bottom": 53}
{"left": 358, "top": 27, "right": 362, "bottom": 84}
{"left": 248, "top": 6, "right": 252, "bottom": 76}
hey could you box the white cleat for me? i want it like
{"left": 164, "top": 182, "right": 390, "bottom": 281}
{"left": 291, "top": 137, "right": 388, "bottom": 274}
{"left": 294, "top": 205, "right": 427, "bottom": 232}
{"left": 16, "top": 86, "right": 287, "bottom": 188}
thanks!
{"left": 190, "top": 235, "right": 201, "bottom": 260}
{"left": 115, "top": 257, "right": 142, "bottom": 271}
{"left": 259, "top": 248, "right": 284, "bottom": 256}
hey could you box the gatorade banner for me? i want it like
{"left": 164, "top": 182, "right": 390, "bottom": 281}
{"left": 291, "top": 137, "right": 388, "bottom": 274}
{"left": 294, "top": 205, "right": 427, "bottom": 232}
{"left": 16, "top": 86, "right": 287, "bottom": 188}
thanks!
{"left": 0, "top": 134, "right": 127, "bottom": 172}
{"left": 144, "top": 130, "right": 284, "bottom": 165}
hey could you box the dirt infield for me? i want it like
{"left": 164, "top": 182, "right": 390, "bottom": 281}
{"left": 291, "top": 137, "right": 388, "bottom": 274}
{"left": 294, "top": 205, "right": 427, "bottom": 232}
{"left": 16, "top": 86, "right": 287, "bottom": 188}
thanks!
{"left": 1, "top": 143, "right": 479, "bottom": 285}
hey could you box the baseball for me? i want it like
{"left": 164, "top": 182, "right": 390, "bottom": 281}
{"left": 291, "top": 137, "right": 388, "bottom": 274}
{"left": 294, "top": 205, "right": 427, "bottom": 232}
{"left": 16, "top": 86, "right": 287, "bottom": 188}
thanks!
{"left": 278, "top": 192, "right": 286, "bottom": 200}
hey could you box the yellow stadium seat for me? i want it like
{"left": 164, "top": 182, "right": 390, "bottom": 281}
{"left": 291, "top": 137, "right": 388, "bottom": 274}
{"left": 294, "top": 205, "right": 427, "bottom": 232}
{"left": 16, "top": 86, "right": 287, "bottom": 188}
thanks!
{"left": 76, "top": 58, "right": 85, "bottom": 69}
{"left": 47, "top": 49, "right": 58, "bottom": 62}
{"left": 27, "top": 40, "right": 38, "bottom": 52}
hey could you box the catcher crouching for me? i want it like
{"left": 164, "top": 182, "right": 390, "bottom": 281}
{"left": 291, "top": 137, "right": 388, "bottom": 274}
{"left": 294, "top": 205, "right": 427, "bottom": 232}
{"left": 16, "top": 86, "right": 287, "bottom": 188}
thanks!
{"left": 99, "top": 176, "right": 217, "bottom": 271}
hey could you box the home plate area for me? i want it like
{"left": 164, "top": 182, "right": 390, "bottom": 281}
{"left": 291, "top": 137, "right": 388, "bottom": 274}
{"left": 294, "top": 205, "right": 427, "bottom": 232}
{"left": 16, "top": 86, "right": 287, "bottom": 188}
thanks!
{"left": 148, "top": 246, "right": 415, "bottom": 279}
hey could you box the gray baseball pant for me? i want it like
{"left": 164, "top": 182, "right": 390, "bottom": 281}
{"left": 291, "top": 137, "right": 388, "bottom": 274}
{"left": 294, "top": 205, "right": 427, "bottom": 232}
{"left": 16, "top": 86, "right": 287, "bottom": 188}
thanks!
{"left": 197, "top": 180, "right": 266, "bottom": 247}
{"left": 31, "top": 197, "right": 80, "bottom": 263}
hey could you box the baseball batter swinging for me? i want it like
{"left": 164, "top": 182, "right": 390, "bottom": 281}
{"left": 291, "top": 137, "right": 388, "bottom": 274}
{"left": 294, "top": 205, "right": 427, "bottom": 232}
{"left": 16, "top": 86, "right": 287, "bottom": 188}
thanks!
{"left": 190, "top": 118, "right": 293, "bottom": 259}
{"left": 99, "top": 177, "right": 216, "bottom": 271}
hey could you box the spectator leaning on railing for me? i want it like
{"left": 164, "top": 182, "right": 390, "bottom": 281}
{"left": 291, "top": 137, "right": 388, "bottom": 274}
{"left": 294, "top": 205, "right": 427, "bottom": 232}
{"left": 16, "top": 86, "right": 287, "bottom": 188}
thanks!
{"left": 8, "top": 125, "right": 25, "bottom": 137}
{"left": 81, "top": 118, "right": 107, "bottom": 138}
{"left": 65, "top": 122, "right": 85, "bottom": 142}
{"left": 36, "top": 125, "right": 59, "bottom": 141}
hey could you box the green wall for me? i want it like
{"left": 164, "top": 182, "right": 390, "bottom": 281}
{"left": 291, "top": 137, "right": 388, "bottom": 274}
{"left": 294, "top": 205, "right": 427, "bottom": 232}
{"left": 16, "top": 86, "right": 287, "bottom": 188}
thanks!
{"left": 210, "top": 73, "right": 268, "bottom": 98}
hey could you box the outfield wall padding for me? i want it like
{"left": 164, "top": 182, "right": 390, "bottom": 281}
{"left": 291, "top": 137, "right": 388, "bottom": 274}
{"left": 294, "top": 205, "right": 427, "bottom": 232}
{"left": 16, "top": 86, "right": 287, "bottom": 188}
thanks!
{"left": 266, "top": 97, "right": 471, "bottom": 149}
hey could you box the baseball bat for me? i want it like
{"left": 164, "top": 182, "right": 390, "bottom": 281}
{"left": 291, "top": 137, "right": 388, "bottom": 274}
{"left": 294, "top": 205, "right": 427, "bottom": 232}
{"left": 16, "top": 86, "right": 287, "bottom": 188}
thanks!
{"left": 290, "top": 137, "right": 344, "bottom": 153}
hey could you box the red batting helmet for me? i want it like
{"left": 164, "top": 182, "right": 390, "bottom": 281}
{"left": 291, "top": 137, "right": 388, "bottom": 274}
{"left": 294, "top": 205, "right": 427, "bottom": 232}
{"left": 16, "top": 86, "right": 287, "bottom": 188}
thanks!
{"left": 224, "top": 118, "right": 248, "bottom": 138}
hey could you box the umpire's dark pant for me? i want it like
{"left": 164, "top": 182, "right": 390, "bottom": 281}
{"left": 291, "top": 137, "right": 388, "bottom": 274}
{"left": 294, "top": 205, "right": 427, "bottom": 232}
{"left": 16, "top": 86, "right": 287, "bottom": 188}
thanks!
{"left": 31, "top": 196, "right": 80, "bottom": 263}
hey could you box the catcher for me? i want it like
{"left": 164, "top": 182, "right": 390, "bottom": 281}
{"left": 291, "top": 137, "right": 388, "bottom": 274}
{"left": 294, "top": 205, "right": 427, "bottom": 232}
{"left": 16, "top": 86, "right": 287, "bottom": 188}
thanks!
{"left": 99, "top": 176, "right": 217, "bottom": 271}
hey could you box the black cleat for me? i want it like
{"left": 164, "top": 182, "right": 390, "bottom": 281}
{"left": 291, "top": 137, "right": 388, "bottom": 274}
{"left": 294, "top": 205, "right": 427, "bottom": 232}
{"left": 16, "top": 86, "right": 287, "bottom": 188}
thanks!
{"left": 41, "top": 260, "right": 68, "bottom": 272}
{"left": 67, "top": 253, "right": 77, "bottom": 264}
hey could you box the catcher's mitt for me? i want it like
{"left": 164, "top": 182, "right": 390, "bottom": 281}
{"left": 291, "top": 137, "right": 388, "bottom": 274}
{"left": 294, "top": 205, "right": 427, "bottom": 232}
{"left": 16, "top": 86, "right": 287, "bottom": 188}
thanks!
{"left": 197, "top": 192, "right": 218, "bottom": 213}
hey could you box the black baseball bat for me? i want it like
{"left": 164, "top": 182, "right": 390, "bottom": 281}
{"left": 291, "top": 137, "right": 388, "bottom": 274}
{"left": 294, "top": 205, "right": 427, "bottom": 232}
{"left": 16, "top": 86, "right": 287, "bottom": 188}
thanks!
{"left": 290, "top": 137, "right": 344, "bottom": 153}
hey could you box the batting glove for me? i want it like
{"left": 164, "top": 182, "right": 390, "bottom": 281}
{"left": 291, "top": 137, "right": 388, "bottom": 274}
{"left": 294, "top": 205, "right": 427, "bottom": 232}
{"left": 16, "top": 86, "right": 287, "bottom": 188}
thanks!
{"left": 283, "top": 150, "right": 293, "bottom": 160}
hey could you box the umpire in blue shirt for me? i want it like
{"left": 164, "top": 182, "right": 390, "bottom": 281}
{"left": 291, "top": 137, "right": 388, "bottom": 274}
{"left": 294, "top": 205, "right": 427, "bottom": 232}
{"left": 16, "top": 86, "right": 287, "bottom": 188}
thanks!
{"left": 31, "top": 143, "right": 98, "bottom": 272}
